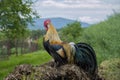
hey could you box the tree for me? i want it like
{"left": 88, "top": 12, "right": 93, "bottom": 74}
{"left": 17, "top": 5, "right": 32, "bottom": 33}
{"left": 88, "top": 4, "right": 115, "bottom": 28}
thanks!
{"left": 60, "top": 21, "right": 82, "bottom": 42}
{"left": 30, "top": 29, "right": 45, "bottom": 40}
{"left": 29, "top": 29, "right": 45, "bottom": 50}
{"left": 0, "top": 0, "right": 39, "bottom": 55}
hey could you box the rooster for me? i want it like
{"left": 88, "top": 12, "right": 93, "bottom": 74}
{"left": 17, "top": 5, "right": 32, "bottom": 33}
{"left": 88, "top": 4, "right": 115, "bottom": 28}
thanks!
{"left": 43, "top": 19, "right": 97, "bottom": 76}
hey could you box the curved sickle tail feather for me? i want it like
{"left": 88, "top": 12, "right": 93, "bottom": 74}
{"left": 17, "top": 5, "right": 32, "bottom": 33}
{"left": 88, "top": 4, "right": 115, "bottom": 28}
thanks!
{"left": 74, "top": 43, "right": 97, "bottom": 75}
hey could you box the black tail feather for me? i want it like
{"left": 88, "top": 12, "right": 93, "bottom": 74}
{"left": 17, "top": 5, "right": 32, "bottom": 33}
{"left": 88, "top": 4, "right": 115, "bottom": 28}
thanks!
{"left": 75, "top": 42, "right": 97, "bottom": 75}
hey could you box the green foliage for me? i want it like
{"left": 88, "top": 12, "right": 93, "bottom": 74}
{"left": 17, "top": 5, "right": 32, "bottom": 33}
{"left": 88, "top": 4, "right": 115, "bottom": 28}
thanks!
{"left": 30, "top": 29, "right": 45, "bottom": 39}
{"left": 0, "top": 0, "right": 39, "bottom": 55}
{"left": 78, "top": 13, "right": 120, "bottom": 64}
{"left": 0, "top": 0, "right": 38, "bottom": 40}
{"left": 59, "top": 14, "right": 120, "bottom": 64}
{"left": 38, "top": 37, "right": 44, "bottom": 50}
{"left": 60, "top": 21, "right": 82, "bottom": 42}
{"left": 0, "top": 51, "right": 51, "bottom": 79}
{"left": 0, "top": 32, "right": 6, "bottom": 40}
{"left": 29, "top": 29, "right": 45, "bottom": 50}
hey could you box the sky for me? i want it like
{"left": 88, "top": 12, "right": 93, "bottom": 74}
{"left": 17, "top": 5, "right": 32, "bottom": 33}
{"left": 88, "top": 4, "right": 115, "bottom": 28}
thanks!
{"left": 32, "top": 0, "right": 120, "bottom": 24}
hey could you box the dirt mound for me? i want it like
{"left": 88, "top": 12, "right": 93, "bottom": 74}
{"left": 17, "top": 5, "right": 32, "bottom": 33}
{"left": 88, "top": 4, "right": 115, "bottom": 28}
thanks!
{"left": 5, "top": 61, "right": 102, "bottom": 80}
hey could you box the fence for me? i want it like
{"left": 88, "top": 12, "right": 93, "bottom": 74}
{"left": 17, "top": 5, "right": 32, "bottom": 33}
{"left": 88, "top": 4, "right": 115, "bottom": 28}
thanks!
{"left": 0, "top": 39, "right": 39, "bottom": 60}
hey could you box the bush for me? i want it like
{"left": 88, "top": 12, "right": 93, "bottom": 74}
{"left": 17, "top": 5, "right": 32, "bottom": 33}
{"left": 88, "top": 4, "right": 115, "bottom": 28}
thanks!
{"left": 38, "top": 37, "right": 44, "bottom": 50}
{"left": 78, "top": 13, "right": 120, "bottom": 64}
{"left": 60, "top": 21, "right": 82, "bottom": 42}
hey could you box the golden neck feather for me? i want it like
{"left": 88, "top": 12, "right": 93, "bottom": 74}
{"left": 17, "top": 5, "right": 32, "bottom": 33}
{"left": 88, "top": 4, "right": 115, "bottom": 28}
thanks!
{"left": 45, "top": 23, "right": 62, "bottom": 42}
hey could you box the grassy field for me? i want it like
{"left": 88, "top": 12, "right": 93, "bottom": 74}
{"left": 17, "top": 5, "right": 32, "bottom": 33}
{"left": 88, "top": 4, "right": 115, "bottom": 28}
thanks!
{"left": 0, "top": 51, "right": 51, "bottom": 80}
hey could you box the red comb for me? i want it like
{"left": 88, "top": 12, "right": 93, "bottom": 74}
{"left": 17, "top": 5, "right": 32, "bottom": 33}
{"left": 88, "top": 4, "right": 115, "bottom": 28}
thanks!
{"left": 44, "top": 19, "right": 51, "bottom": 27}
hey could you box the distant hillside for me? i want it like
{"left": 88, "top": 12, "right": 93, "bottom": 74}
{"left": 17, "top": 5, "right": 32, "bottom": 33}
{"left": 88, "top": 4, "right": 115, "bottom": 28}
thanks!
{"left": 28, "top": 17, "right": 90, "bottom": 30}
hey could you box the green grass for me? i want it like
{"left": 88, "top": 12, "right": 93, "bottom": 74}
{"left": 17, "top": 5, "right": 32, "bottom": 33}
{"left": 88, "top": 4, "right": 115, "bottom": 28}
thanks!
{"left": 0, "top": 50, "right": 51, "bottom": 80}
{"left": 99, "top": 58, "right": 120, "bottom": 80}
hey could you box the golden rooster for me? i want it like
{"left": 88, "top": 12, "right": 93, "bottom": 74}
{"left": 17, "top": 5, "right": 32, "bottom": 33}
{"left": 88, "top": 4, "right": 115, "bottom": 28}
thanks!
{"left": 43, "top": 19, "right": 97, "bottom": 76}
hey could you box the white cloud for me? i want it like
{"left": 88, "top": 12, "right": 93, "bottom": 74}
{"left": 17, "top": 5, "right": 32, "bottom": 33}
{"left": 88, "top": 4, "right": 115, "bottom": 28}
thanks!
{"left": 41, "top": 0, "right": 66, "bottom": 8}
{"left": 33, "top": 0, "right": 120, "bottom": 9}
{"left": 35, "top": 0, "right": 102, "bottom": 8}
{"left": 64, "top": 0, "right": 101, "bottom": 4}
{"left": 32, "top": 0, "right": 120, "bottom": 24}
{"left": 78, "top": 16, "right": 102, "bottom": 24}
